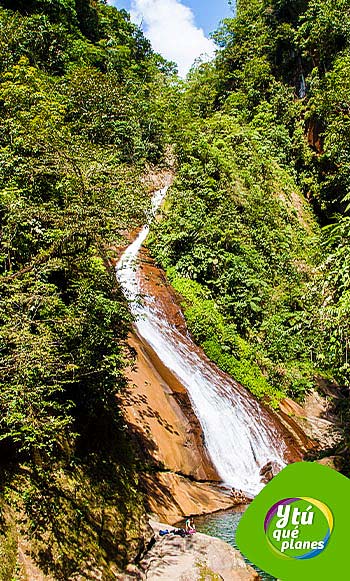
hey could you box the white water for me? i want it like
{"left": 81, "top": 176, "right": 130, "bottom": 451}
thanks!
{"left": 116, "top": 187, "right": 286, "bottom": 495}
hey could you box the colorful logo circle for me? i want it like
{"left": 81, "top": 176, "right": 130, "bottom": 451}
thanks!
{"left": 264, "top": 497, "right": 333, "bottom": 560}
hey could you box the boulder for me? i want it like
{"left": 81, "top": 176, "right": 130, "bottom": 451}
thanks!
{"left": 259, "top": 461, "right": 281, "bottom": 484}
{"left": 137, "top": 521, "right": 259, "bottom": 580}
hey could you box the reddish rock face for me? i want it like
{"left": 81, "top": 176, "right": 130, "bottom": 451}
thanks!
{"left": 279, "top": 394, "right": 343, "bottom": 453}
{"left": 115, "top": 175, "right": 323, "bottom": 522}
{"left": 307, "top": 118, "right": 324, "bottom": 154}
{"left": 117, "top": 237, "right": 316, "bottom": 522}
{"left": 122, "top": 332, "right": 219, "bottom": 483}
{"left": 138, "top": 246, "right": 310, "bottom": 460}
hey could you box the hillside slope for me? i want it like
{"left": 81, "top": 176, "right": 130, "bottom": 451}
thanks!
{"left": 149, "top": 0, "right": 350, "bottom": 465}
{"left": 0, "top": 1, "right": 173, "bottom": 578}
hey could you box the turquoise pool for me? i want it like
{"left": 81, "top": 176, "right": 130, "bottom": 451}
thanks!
{"left": 194, "top": 508, "right": 276, "bottom": 580}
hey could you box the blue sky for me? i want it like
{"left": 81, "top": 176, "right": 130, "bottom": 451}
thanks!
{"left": 108, "top": 1, "right": 234, "bottom": 77}
{"left": 111, "top": 1, "right": 233, "bottom": 36}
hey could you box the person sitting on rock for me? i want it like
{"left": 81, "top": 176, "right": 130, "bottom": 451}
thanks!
{"left": 185, "top": 517, "right": 196, "bottom": 534}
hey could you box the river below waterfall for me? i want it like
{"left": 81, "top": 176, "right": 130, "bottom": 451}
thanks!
{"left": 194, "top": 509, "right": 276, "bottom": 580}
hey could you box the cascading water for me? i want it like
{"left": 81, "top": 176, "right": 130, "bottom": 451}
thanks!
{"left": 116, "top": 187, "right": 287, "bottom": 496}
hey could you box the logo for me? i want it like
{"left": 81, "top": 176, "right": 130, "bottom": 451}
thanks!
{"left": 264, "top": 497, "right": 333, "bottom": 560}
{"left": 236, "top": 463, "right": 349, "bottom": 580}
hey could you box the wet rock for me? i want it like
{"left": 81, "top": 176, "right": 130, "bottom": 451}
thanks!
{"left": 230, "top": 488, "right": 251, "bottom": 504}
{"left": 259, "top": 461, "right": 281, "bottom": 484}
{"left": 119, "top": 211, "right": 313, "bottom": 535}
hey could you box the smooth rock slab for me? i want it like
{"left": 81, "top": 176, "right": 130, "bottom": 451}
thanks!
{"left": 138, "top": 522, "right": 259, "bottom": 580}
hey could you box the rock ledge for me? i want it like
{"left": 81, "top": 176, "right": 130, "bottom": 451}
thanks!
{"left": 119, "top": 521, "right": 259, "bottom": 580}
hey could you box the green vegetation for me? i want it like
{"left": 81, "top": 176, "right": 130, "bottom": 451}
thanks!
{"left": 196, "top": 560, "right": 222, "bottom": 581}
{"left": 150, "top": 101, "right": 321, "bottom": 405}
{"left": 0, "top": 509, "right": 17, "bottom": 581}
{"left": 0, "top": 1, "right": 173, "bottom": 578}
{"left": 149, "top": 0, "right": 350, "bottom": 416}
{"left": 1, "top": 0, "right": 350, "bottom": 576}
{"left": 150, "top": 113, "right": 320, "bottom": 404}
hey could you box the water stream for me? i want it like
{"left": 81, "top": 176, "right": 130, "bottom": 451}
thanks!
{"left": 116, "top": 187, "right": 288, "bottom": 495}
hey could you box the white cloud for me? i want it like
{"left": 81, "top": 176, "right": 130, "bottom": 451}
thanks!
{"left": 128, "top": 0, "right": 216, "bottom": 77}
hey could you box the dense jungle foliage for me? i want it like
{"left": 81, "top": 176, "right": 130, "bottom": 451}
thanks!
{"left": 0, "top": 1, "right": 172, "bottom": 578}
{"left": 149, "top": 0, "right": 350, "bottom": 428}
{"left": 1, "top": 0, "right": 350, "bottom": 577}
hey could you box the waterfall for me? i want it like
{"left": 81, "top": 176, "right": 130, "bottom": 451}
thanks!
{"left": 116, "top": 187, "right": 287, "bottom": 496}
